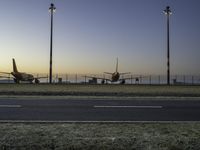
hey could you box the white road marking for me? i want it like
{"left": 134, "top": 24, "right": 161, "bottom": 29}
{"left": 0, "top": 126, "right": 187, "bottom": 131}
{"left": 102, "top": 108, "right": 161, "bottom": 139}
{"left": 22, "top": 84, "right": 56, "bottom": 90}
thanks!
{"left": 0, "top": 105, "right": 21, "bottom": 108}
{"left": 94, "top": 105, "right": 163, "bottom": 108}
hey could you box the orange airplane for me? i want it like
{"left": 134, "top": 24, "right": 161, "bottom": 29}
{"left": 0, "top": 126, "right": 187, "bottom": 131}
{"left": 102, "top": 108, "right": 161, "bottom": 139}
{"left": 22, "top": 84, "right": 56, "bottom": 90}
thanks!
{"left": 0, "top": 59, "right": 47, "bottom": 83}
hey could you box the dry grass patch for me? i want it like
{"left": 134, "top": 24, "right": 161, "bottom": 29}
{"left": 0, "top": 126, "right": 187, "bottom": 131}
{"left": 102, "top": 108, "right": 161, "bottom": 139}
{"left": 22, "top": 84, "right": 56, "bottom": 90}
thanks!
{"left": 0, "top": 84, "right": 200, "bottom": 96}
{"left": 0, "top": 123, "right": 200, "bottom": 150}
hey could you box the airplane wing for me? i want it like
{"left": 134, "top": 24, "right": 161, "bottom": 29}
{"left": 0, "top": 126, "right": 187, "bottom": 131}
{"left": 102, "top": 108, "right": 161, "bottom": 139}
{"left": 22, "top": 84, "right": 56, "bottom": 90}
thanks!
{"left": 83, "top": 75, "right": 111, "bottom": 82}
{"left": 119, "top": 75, "right": 147, "bottom": 81}
{"left": 119, "top": 72, "right": 131, "bottom": 75}
{"left": 0, "top": 72, "right": 11, "bottom": 75}
{"left": 0, "top": 75, "right": 13, "bottom": 79}
{"left": 103, "top": 72, "right": 113, "bottom": 75}
{"left": 33, "top": 76, "right": 48, "bottom": 83}
{"left": 35, "top": 76, "right": 48, "bottom": 79}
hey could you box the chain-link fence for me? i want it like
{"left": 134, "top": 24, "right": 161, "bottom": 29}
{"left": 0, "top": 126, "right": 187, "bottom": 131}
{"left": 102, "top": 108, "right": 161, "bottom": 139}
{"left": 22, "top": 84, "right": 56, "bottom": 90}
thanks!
{"left": 1, "top": 73, "right": 199, "bottom": 85}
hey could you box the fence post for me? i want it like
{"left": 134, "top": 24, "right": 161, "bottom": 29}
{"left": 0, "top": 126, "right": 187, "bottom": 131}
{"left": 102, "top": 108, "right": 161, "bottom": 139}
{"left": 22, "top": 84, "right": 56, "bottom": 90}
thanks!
{"left": 47, "top": 74, "right": 49, "bottom": 83}
{"left": 131, "top": 75, "right": 133, "bottom": 84}
{"left": 56, "top": 74, "right": 57, "bottom": 83}
{"left": 149, "top": 75, "right": 151, "bottom": 85}
{"left": 192, "top": 76, "right": 194, "bottom": 85}
{"left": 183, "top": 75, "right": 186, "bottom": 84}
{"left": 9, "top": 74, "right": 11, "bottom": 83}
{"left": 85, "top": 75, "right": 86, "bottom": 84}
{"left": 175, "top": 75, "right": 177, "bottom": 84}
{"left": 158, "top": 75, "right": 160, "bottom": 85}
{"left": 65, "top": 74, "right": 67, "bottom": 83}
{"left": 75, "top": 74, "right": 77, "bottom": 83}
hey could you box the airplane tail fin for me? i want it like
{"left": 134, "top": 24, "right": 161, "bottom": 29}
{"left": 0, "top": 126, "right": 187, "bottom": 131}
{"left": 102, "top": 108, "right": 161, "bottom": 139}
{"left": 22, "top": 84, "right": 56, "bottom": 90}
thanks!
{"left": 116, "top": 58, "right": 118, "bottom": 72}
{"left": 12, "top": 58, "right": 18, "bottom": 73}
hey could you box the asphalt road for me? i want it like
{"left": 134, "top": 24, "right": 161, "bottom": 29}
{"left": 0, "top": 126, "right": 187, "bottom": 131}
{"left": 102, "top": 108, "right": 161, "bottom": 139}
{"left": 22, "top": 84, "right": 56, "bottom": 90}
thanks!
{"left": 0, "top": 98, "right": 200, "bottom": 122}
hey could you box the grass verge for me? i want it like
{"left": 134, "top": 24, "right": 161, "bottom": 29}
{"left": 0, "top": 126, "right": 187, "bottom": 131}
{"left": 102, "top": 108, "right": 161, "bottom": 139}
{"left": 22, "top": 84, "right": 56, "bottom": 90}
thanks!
{"left": 0, "top": 123, "right": 200, "bottom": 150}
{"left": 0, "top": 84, "right": 200, "bottom": 97}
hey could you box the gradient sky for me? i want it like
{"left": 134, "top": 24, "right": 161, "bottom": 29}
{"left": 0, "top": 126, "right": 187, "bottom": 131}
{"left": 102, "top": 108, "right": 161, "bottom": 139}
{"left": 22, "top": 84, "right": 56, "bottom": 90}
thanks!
{"left": 0, "top": 0, "right": 200, "bottom": 75}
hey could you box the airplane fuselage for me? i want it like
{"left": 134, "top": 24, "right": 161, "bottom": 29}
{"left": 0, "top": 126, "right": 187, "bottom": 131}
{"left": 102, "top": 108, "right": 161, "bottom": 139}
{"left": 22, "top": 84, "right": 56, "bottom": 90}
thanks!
{"left": 11, "top": 72, "right": 34, "bottom": 82}
{"left": 111, "top": 72, "right": 120, "bottom": 82}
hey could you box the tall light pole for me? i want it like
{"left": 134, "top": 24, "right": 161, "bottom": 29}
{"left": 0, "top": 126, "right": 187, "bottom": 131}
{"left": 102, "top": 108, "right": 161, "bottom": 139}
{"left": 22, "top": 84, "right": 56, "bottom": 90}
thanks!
{"left": 49, "top": 3, "right": 56, "bottom": 84}
{"left": 163, "top": 6, "right": 172, "bottom": 85}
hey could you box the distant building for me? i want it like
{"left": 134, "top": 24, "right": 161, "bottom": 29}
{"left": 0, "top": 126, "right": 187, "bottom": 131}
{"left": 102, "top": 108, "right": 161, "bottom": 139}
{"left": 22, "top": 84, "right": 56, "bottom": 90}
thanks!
{"left": 89, "top": 78, "right": 97, "bottom": 84}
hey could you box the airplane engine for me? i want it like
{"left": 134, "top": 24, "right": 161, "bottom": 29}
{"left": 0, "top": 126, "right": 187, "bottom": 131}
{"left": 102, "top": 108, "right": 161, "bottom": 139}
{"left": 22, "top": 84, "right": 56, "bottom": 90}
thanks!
{"left": 121, "top": 79, "right": 125, "bottom": 84}
{"left": 35, "top": 78, "right": 40, "bottom": 84}
{"left": 101, "top": 79, "right": 105, "bottom": 84}
{"left": 14, "top": 78, "right": 19, "bottom": 83}
{"left": 135, "top": 78, "right": 139, "bottom": 84}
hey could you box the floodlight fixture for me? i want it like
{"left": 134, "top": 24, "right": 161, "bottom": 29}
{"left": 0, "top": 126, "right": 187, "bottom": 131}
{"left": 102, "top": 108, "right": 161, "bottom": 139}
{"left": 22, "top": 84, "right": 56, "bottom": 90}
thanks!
{"left": 163, "top": 6, "right": 172, "bottom": 16}
{"left": 49, "top": 3, "right": 56, "bottom": 13}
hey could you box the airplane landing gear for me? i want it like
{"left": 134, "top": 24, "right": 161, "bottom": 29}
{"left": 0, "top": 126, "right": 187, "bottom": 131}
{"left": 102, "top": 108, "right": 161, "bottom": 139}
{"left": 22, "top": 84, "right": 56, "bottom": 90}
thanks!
{"left": 121, "top": 79, "right": 125, "bottom": 84}
{"left": 14, "top": 78, "right": 19, "bottom": 83}
{"left": 35, "top": 78, "right": 40, "bottom": 84}
{"left": 101, "top": 79, "right": 105, "bottom": 84}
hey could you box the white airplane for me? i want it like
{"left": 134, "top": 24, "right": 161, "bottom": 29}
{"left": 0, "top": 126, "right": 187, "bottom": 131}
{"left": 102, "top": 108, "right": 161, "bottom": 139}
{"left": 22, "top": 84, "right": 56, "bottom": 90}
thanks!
{"left": 85, "top": 58, "right": 142, "bottom": 84}
{"left": 0, "top": 58, "right": 47, "bottom": 83}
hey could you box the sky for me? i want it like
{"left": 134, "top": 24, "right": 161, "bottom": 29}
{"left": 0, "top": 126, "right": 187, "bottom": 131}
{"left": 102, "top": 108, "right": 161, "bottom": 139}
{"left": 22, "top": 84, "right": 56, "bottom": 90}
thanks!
{"left": 0, "top": 0, "right": 200, "bottom": 75}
